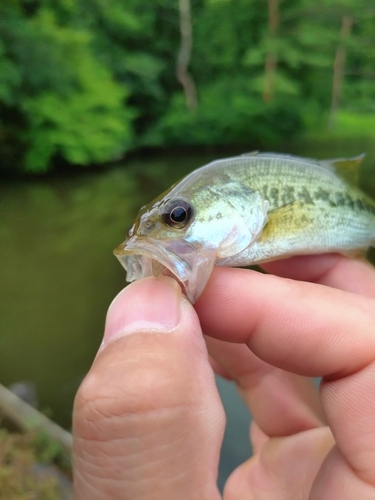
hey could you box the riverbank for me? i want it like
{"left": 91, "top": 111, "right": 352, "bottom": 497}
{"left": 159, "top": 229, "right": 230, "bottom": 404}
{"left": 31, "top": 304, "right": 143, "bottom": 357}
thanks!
{"left": 0, "top": 384, "right": 72, "bottom": 499}
{"left": 0, "top": 429, "right": 72, "bottom": 500}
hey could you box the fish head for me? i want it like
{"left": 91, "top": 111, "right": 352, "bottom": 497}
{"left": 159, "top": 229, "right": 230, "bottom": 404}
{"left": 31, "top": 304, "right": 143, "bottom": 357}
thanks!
{"left": 114, "top": 192, "right": 215, "bottom": 303}
{"left": 114, "top": 180, "right": 268, "bottom": 302}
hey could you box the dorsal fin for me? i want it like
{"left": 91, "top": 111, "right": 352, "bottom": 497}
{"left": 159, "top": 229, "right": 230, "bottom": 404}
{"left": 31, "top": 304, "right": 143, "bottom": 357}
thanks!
{"left": 319, "top": 154, "right": 365, "bottom": 185}
{"left": 238, "top": 151, "right": 365, "bottom": 186}
{"left": 241, "top": 151, "right": 259, "bottom": 157}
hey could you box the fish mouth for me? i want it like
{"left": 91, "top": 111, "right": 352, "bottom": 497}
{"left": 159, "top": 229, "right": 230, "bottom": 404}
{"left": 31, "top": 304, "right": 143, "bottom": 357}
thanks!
{"left": 114, "top": 237, "right": 215, "bottom": 303}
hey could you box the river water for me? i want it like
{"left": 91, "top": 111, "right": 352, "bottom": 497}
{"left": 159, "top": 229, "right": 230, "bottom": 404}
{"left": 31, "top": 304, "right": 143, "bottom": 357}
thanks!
{"left": 1, "top": 139, "right": 375, "bottom": 487}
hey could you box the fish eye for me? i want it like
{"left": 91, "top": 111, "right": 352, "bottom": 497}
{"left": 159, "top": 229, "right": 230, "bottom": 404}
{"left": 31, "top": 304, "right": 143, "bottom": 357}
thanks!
{"left": 162, "top": 199, "right": 193, "bottom": 228}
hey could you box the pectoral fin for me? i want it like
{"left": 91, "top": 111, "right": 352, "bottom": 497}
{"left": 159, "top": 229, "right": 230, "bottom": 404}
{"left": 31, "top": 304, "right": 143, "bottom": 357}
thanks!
{"left": 217, "top": 183, "right": 269, "bottom": 258}
{"left": 259, "top": 201, "right": 313, "bottom": 242}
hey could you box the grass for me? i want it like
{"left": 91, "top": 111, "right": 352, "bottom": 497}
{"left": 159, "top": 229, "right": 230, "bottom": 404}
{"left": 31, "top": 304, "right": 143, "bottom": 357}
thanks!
{"left": 0, "top": 428, "right": 71, "bottom": 500}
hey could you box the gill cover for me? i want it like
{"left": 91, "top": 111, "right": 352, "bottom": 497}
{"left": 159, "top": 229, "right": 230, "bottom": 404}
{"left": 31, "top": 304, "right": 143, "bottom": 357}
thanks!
{"left": 184, "top": 181, "right": 269, "bottom": 259}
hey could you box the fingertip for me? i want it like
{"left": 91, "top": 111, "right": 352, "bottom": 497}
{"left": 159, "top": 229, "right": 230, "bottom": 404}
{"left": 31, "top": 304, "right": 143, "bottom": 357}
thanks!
{"left": 102, "top": 277, "right": 182, "bottom": 346}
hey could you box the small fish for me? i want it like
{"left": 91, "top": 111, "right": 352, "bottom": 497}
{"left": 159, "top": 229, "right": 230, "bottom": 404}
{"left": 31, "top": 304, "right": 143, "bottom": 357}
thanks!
{"left": 114, "top": 152, "right": 375, "bottom": 303}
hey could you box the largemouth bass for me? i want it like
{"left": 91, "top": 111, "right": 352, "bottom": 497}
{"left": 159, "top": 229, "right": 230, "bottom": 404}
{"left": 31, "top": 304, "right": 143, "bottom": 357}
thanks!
{"left": 114, "top": 152, "right": 375, "bottom": 302}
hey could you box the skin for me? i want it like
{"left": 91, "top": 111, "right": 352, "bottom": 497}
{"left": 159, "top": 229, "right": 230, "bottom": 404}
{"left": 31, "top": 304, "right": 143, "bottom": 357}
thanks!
{"left": 73, "top": 254, "right": 375, "bottom": 499}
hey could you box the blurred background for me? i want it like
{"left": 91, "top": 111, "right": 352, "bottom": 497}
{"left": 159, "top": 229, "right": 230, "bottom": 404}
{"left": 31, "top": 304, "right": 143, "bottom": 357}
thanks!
{"left": 1, "top": 0, "right": 375, "bottom": 493}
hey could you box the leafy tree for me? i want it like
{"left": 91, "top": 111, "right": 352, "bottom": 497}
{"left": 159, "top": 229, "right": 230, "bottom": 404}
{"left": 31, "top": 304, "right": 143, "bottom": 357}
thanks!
{"left": 0, "top": 0, "right": 374, "bottom": 172}
{"left": 0, "top": 1, "right": 133, "bottom": 172}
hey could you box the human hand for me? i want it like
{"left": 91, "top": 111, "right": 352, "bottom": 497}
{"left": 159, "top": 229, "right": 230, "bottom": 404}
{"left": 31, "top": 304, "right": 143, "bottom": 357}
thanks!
{"left": 73, "top": 276, "right": 225, "bottom": 499}
{"left": 73, "top": 254, "right": 375, "bottom": 499}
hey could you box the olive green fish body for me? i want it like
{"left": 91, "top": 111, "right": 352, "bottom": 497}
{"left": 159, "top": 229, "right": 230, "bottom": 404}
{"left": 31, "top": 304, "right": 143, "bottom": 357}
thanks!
{"left": 114, "top": 153, "right": 375, "bottom": 302}
{"left": 210, "top": 155, "right": 375, "bottom": 266}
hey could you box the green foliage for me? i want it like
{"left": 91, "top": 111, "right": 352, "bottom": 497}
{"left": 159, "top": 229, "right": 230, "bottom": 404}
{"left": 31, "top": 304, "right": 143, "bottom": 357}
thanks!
{"left": 0, "top": 1, "right": 134, "bottom": 172}
{"left": 22, "top": 55, "right": 133, "bottom": 172}
{"left": 30, "top": 430, "right": 71, "bottom": 470}
{"left": 0, "top": 0, "right": 375, "bottom": 172}
{"left": 0, "top": 428, "right": 65, "bottom": 499}
{"left": 151, "top": 79, "right": 304, "bottom": 146}
{"left": 318, "top": 111, "right": 375, "bottom": 138}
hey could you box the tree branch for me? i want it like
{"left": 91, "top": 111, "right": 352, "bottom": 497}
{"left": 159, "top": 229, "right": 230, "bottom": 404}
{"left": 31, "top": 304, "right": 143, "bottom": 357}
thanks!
{"left": 177, "top": 0, "right": 198, "bottom": 111}
{"left": 0, "top": 383, "right": 72, "bottom": 457}
{"left": 263, "top": 0, "right": 280, "bottom": 103}
{"left": 328, "top": 15, "right": 353, "bottom": 128}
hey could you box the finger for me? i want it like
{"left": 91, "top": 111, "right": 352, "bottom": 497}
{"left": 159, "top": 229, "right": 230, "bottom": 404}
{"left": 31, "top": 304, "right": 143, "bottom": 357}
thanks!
{"left": 313, "top": 361, "right": 375, "bottom": 493}
{"left": 196, "top": 267, "right": 375, "bottom": 377}
{"left": 205, "top": 336, "right": 324, "bottom": 437}
{"left": 196, "top": 267, "right": 375, "bottom": 486}
{"left": 311, "top": 444, "right": 375, "bottom": 499}
{"left": 261, "top": 254, "right": 375, "bottom": 297}
{"left": 207, "top": 353, "right": 233, "bottom": 380}
{"left": 224, "top": 427, "right": 334, "bottom": 500}
{"left": 249, "top": 421, "right": 268, "bottom": 454}
{"left": 73, "top": 278, "right": 224, "bottom": 500}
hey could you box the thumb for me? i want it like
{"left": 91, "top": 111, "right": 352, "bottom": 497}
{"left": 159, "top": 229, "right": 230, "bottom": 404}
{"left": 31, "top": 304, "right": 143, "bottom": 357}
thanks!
{"left": 73, "top": 277, "right": 224, "bottom": 500}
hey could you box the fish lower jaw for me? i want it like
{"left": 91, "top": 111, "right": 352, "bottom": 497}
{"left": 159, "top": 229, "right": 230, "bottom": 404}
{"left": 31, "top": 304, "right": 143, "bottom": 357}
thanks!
{"left": 134, "top": 257, "right": 190, "bottom": 299}
{"left": 157, "top": 266, "right": 188, "bottom": 296}
{"left": 115, "top": 237, "right": 217, "bottom": 303}
{"left": 115, "top": 247, "right": 191, "bottom": 299}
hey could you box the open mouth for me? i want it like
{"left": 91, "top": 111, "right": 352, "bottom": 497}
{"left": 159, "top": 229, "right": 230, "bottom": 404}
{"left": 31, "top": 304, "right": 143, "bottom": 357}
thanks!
{"left": 114, "top": 236, "right": 216, "bottom": 303}
{"left": 114, "top": 237, "right": 196, "bottom": 299}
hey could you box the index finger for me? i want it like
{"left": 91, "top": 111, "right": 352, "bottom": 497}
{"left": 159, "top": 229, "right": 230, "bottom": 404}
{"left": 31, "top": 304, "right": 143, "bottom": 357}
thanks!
{"left": 196, "top": 267, "right": 375, "bottom": 377}
{"left": 195, "top": 266, "right": 375, "bottom": 485}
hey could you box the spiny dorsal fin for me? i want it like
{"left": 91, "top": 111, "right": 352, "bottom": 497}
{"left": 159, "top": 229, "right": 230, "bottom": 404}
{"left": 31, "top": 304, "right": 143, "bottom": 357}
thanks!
{"left": 320, "top": 153, "right": 365, "bottom": 185}
{"left": 241, "top": 151, "right": 259, "bottom": 157}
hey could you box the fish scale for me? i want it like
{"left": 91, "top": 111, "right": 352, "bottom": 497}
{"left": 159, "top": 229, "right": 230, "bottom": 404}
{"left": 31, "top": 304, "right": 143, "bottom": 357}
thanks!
{"left": 215, "top": 158, "right": 374, "bottom": 266}
{"left": 115, "top": 152, "right": 375, "bottom": 302}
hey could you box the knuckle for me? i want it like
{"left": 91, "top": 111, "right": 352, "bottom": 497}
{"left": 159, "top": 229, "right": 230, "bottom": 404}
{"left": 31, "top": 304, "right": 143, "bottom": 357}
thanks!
{"left": 73, "top": 345, "right": 192, "bottom": 441}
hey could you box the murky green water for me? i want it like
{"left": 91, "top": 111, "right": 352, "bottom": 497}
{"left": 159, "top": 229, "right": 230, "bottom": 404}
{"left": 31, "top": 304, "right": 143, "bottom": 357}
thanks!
{"left": 0, "top": 153, "right": 219, "bottom": 426}
{"left": 1, "top": 140, "right": 375, "bottom": 484}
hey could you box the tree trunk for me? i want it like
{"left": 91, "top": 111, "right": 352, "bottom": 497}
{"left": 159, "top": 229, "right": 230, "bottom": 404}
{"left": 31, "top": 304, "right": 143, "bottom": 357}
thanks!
{"left": 177, "top": 0, "right": 198, "bottom": 111}
{"left": 263, "top": 0, "right": 280, "bottom": 103}
{"left": 328, "top": 15, "right": 353, "bottom": 128}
